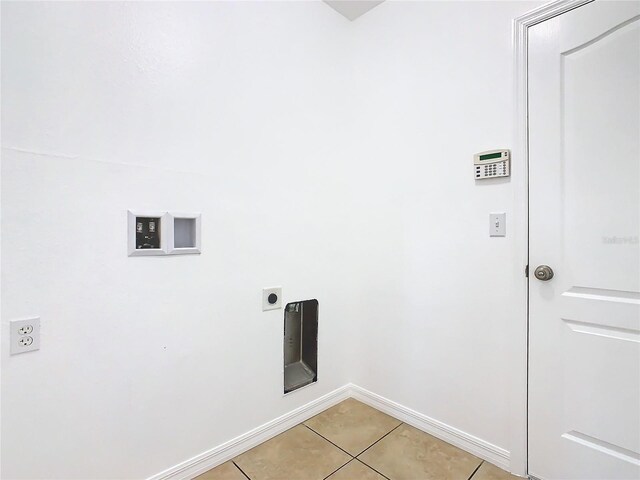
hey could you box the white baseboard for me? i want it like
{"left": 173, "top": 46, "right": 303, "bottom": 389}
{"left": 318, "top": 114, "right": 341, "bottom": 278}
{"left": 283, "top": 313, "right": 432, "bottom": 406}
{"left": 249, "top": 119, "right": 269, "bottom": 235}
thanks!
{"left": 350, "top": 384, "right": 511, "bottom": 470}
{"left": 149, "top": 383, "right": 511, "bottom": 480}
{"left": 148, "top": 384, "right": 351, "bottom": 480}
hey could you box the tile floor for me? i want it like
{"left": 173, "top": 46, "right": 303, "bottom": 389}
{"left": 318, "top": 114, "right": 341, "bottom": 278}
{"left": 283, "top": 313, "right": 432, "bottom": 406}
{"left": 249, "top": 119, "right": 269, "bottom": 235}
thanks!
{"left": 195, "top": 398, "right": 519, "bottom": 480}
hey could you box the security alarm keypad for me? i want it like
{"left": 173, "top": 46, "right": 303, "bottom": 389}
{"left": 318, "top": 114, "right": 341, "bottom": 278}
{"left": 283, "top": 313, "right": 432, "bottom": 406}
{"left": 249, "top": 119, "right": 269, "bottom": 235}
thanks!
{"left": 474, "top": 150, "right": 510, "bottom": 179}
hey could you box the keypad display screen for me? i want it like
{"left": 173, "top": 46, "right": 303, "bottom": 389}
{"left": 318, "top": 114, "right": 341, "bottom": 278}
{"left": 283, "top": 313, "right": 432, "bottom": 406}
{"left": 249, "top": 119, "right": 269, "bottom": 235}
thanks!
{"left": 479, "top": 152, "right": 503, "bottom": 161}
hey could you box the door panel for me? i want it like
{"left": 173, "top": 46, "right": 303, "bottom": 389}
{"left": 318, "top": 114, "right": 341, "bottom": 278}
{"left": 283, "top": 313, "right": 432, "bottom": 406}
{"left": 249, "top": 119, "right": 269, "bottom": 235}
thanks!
{"left": 563, "top": 15, "right": 639, "bottom": 292}
{"left": 528, "top": 1, "right": 640, "bottom": 478}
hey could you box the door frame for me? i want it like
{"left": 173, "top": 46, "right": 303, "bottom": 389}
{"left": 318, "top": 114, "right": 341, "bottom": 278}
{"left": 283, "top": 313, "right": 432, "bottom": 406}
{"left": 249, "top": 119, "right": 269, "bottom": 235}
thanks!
{"left": 511, "top": 0, "right": 594, "bottom": 477}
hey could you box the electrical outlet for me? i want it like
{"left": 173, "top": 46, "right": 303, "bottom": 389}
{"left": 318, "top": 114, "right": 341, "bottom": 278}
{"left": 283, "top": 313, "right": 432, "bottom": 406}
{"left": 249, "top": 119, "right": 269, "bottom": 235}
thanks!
{"left": 18, "top": 325, "right": 33, "bottom": 335}
{"left": 10, "top": 317, "right": 40, "bottom": 355}
{"left": 262, "top": 287, "right": 283, "bottom": 311}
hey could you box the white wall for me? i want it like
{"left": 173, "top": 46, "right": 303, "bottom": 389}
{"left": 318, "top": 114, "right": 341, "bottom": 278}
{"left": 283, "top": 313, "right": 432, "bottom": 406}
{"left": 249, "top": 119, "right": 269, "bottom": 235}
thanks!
{"left": 1, "top": 2, "right": 359, "bottom": 478}
{"left": 2, "top": 1, "right": 542, "bottom": 479}
{"left": 346, "top": 0, "right": 540, "bottom": 473}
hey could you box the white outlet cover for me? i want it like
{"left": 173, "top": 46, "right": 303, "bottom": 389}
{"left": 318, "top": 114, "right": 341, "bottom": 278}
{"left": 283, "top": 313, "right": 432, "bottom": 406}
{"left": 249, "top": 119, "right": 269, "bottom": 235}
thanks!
{"left": 10, "top": 317, "right": 40, "bottom": 355}
{"left": 262, "top": 287, "right": 282, "bottom": 311}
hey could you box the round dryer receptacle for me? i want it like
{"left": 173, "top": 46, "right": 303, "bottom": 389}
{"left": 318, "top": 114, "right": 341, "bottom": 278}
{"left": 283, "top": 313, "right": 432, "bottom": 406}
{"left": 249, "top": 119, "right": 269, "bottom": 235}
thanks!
{"left": 268, "top": 293, "right": 278, "bottom": 304}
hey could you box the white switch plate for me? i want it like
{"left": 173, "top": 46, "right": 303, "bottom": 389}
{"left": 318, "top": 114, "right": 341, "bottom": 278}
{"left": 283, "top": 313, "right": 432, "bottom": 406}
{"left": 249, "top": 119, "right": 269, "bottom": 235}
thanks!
{"left": 490, "top": 213, "right": 506, "bottom": 237}
{"left": 10, "top": 317, "right": 40, "bottom": 355}
{"left": 262, "top": 287, "right": 282, "bottom": 311}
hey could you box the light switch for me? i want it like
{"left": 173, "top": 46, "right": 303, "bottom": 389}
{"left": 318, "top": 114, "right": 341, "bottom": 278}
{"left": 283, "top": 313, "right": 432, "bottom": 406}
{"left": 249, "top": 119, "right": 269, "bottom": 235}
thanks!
{"left": 490, "top": 213, "right": 506, "bottom": 237}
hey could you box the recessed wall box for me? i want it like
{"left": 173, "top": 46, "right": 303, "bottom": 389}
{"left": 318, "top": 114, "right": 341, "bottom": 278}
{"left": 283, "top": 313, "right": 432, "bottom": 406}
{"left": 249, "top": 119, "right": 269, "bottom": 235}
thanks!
{"left": 474, "top": 149, "right": 510, "bottom": 179}
{"left": 168, "top": 213, "right": 201, "bottom": 255}
{"left": 284, "top": 300, "right": 318, "bottom": 394}
{"left": 128, "top": 211, "right": 169, "bottom": 256}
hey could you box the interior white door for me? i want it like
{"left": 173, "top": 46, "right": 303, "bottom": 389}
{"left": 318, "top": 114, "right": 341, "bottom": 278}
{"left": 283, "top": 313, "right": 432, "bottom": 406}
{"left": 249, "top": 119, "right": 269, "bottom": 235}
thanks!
{"left": 528, "top": 1, "right": 640, "bottom": 479}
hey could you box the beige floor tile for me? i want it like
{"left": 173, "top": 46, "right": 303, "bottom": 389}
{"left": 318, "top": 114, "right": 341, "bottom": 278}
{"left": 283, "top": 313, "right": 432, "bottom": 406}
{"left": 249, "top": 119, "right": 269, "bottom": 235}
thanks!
{"left": 233, "top": 424, "right": 351, "bottom": 480}
{"left": 358, "top": 424, "right": 482, "bottom": 480}
{"left": 194, "top": 461, "right": 247, "bottom": 480}
{"left": 327, "top": 460, "right": 387, "bottom": 480}
{"left": 472, "top": 462, "right": 520, "bottom": 480}
{"left": 304, "top": 398, "right": 402, "bottom": 455}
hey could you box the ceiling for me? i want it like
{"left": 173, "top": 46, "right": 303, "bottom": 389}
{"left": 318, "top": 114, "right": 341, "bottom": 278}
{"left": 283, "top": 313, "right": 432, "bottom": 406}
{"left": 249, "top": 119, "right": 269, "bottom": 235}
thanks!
{"left": 323, "top": 0, "right": 385, "bottom": 21}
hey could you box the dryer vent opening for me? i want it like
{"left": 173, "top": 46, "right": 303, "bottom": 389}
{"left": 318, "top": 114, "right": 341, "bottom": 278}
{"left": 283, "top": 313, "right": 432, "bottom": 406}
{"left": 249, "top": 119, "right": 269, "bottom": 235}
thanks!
{"left": 284, "top": 299, "right": 318, "bottom": 394}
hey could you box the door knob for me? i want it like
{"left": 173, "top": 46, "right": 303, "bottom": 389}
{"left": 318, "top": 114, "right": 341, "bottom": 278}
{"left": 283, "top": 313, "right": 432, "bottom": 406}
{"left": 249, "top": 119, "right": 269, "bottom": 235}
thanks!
{"left": 534, "top": 265, "right": 554, "bottom": 281}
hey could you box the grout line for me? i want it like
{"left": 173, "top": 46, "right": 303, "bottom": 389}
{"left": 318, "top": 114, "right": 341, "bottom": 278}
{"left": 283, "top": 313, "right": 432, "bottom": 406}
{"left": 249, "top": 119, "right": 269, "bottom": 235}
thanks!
{"left": 302, "top": 424, "right": 355, "bottom": 458}
{"left": 322, "top": 458, "right": 355, "bottom": 480}
{"left": 355, "top": 422, "right": 403, "bottom": 459}
{"left": 354, "top": 458, "right": 392, "bottom": 480}
{"left": 467, "top": 460, "right": 485, "bottom": 480}
{"left": 231, "top": 461, "right": 251, "bottom": 480}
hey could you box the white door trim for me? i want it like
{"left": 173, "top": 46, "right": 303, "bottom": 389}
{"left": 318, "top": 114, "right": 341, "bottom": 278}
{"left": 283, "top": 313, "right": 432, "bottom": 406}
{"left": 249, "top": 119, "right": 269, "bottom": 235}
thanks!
{"left": 511, "top": 0, "right": 594, "bottom": 476}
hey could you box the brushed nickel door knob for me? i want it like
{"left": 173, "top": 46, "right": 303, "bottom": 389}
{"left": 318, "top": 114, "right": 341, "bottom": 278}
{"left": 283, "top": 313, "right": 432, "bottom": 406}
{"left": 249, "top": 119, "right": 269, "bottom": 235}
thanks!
{"left": 534, "top": 265, "right": 554, "bottom": 281}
